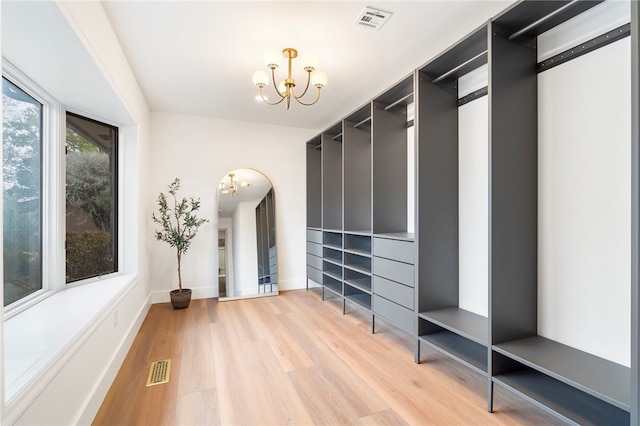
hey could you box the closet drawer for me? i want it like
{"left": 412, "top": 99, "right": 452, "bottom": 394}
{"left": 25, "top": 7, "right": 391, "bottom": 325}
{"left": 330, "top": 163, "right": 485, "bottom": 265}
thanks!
{"left": 373, "top": 295, "right": 414, "bottom": 334}
{"left": 307, "top": 253, "right": 323, "bottom": 270}
{"left": 307, "top": 229, "right": 322, "bottom": 244}
{"left": 373, "top": 238, "right": 414, "bottom": 264}
{"left": 373, "top": 257, "right": 414, "bottom": 288}
{"left": 373, "top": 275, "right": 413, "bottom": 310}
{"left": 307, "top": 266, "right": 322, "bottom": 283}
{"left": 307, "top": 241, "right": 323, "bottom": 257}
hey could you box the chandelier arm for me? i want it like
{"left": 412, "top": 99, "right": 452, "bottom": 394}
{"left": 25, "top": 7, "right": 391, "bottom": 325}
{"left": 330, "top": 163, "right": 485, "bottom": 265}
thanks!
{"left": 271, "top": 68, "right": 286, "bottom": 98}
{"left": 293, "top": 86, "right": 322, "bottom": 106}
{"left": 291, "top": 70, "right": 312, "bottom": 100}
{"left": 257, "top": 86, "right": 286, "bottom": 106}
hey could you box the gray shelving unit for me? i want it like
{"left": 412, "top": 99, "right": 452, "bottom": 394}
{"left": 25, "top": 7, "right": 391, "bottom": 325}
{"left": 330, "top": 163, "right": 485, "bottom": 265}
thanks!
{"left": 369, "top": 75, "right": 416, "bottom": 336}
{"left": 305, "top": 2, "right": 639, "bottom": 421}
{"left": 414, "top": 22, "right": 490, "bottom": 378}
{"left": 306, "top": 136, "right": 322, "bottom": 292}
{"left": 486, "top": 3, "right": 632, "bottom": 423}
{"left": 372, "top": 75, "right": 413, "bottom": 237}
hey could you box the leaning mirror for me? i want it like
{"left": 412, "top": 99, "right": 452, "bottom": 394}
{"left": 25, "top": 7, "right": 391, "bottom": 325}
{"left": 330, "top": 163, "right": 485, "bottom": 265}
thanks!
{"left": 217, "top": 169, "right": 277, "bottom": 300}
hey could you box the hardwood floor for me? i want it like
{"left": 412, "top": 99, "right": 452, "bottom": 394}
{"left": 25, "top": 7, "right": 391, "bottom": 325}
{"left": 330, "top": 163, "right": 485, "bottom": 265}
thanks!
{"left": 93, "top": 289, "right": 558, "bottom": 425}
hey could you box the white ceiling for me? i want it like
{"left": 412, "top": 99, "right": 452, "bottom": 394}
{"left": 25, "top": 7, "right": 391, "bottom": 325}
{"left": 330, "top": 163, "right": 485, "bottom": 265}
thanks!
{"left": 101, "top": 1, "right": 515, "bottom": 132}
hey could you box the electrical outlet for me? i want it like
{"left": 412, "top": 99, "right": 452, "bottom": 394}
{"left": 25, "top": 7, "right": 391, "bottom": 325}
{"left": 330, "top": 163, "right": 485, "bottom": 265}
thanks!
{"left": 113, "top": 310, "right": 118, "bottom": 328}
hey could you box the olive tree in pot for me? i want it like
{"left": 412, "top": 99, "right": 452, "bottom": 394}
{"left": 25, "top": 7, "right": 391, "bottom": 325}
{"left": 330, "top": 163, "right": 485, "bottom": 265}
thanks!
{"left": 152, "top": 178, "right": 209, "bottom": 309}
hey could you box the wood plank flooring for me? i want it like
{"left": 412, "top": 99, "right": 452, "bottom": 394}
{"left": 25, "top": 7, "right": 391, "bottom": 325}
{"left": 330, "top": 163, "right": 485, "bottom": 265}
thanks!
{"left": 93, "top": 289, "right": 558, "bottom": 425}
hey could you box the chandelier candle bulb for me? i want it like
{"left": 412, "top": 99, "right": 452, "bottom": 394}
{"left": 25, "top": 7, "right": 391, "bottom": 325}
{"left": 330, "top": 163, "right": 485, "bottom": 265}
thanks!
{"left": 312, "top": 71, "right": 327, "bottom": 88}
{"left": 252, "top": 71, "right": 269, "bottom": 87}
{"left": 300, "top": 53, "right": 317, "bottom": 71}
{"left": 252, "top": 47, "right": 327, "bottom": 109}
{"left": 264, "top": 49, "right": 281, "bottom": 69}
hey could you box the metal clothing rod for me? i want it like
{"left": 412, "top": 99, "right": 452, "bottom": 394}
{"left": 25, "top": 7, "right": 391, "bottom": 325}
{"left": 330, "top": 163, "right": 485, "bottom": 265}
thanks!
{"left": 331, "top": 132, "right": 343, "bottom": 141}
{"left": 432, "top": 50, "right": 487, "bottom": 84}
{"left": 508, "top": 0, "right": 580, "bottom": 40}
{"left": 353, "top": 116, "right": 372, "bottom": 129}
{"left": 384, "top": 93, "right": 413, "bottom": 111}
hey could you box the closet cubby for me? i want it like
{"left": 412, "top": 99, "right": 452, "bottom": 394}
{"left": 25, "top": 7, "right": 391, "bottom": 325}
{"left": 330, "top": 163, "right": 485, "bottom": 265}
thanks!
{"left": 306, "top": 137, "right": 322, "bottom": 230}
{"left": 415, "top": 22, "right": 490, "bottom": 373}
{"left": 343, "top": 232, "right": 374, "bottom": 313}
{"left": 372, "top": 74, "right": 414, "bottom": 238}
{"left": 486, "top": 2, "right": 632, "bottom": 423}
{"left": 322, "top": 123, "right": 343, "bottom": 231}
{"left": 306, "top": 137, "right": 322, "bottom": 291}
{"left": 344, "top": 104, "right": 372, "bottom": 234}
{"left": 343, "top": 233, "right": 372, "bottom": 256}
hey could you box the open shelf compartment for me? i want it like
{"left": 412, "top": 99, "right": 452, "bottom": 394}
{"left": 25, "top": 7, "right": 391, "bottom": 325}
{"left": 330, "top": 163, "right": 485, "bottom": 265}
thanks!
{"left": 419, "top": 307, "right": 487, "bottom": 345}
{"left": 492, "top": 342, "right": 629, "bottom": 425}
{"left": 344, "top": 285, "right": 371, "bottom": 311}
{"left": 322, "top": 274, "right": 342, "bottom": 297}
{"left": 418, "top": 308, "right": 488, "bottom": 375}
{"left": 418, "top": 328, "right": 487, "bottom": 375}
{"left": 323, "top": 231, "right": 343, "bottom": 250}
{"left": 344, "top": 233, "right": 372, "bottom": 256}
{"left": 343, "top": 268, "right": 372, "bottom": 294}
{"left": 493, "top": 335, "right": 630, "bottom": 411}
{"left": 323, "top": 246, "right": 342, "bottom": 264}
{"left": 343, "top": 252, "right": 371, "bottom": 274}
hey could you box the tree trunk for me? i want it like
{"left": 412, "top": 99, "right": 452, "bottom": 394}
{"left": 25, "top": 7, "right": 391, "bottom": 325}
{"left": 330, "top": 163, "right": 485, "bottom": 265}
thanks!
{"left": 177, "top": 251, "right": 183, "bottom": 292}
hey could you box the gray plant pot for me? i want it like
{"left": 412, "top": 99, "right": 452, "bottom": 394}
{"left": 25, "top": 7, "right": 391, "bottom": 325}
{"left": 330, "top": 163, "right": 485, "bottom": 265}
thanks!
{"left": 169, "top": 288, "right": 192, "bottom": 309}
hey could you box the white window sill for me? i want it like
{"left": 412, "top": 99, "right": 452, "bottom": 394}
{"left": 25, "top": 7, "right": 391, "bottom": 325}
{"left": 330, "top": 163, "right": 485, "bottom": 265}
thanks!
{"left": 3, "top": 274, "right": 136, "bottom": 403}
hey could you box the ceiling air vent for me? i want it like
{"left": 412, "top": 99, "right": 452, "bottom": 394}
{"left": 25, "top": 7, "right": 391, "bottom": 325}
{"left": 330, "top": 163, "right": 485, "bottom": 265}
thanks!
{"left": 354, "top": 7, "right": 393, "bottom": 31}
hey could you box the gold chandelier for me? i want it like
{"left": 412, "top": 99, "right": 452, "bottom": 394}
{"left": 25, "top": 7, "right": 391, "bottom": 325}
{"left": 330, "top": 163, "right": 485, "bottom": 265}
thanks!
{"left": 252, "top": 48, "right": 327, "bottom": 109}
{"left": 219, "top": 173, "right": 249, "bottom": 196}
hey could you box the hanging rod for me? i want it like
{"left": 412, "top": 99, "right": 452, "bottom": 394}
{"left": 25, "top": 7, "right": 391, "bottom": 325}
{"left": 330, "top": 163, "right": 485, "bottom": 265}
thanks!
{"left": 432, "top": 50, "right": 487, "bottom": 84}
{"left": 384, "top": 93, "right": 414, "bottom": 111}
{"left": 353, "top": 116, "right": 372, "bottom": 129}
{"left": 508, "top": 0, "right": 580, "bottom": 40}
{"left": 331, "top": 132, "right": 343, "bottom": 141}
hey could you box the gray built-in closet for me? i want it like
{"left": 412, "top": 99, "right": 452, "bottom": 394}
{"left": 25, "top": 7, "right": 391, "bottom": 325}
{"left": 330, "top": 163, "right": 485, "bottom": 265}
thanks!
{"left": 307, "top": 0, "right": 640, "bottom": 423}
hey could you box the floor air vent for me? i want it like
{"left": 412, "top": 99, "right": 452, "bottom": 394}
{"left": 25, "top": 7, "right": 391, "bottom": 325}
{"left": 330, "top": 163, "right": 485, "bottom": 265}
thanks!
{"left": 146, "top": 359, "right": 171, "bottom": 387}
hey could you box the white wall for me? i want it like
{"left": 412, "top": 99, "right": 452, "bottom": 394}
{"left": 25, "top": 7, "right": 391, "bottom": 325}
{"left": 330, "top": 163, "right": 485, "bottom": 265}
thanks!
{"left": 231, "top": 202, "right": 259, "bottom": 296}
{"left": 456, "top": 65, "right": 489, "bottom": 317}
{"left": 458, "top": 95, "right": 489, "bottom": 317}
{"left": 148, "top": 112, "right": 317, "bottom": 301}
{"left": 538, "top": 37, "right": 631, "bottom": 367}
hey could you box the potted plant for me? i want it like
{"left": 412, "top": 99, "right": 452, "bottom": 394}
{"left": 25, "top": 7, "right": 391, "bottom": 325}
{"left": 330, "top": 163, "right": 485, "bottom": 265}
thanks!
{"left": 152, "top": 178, "right": 209, "bottom": 309}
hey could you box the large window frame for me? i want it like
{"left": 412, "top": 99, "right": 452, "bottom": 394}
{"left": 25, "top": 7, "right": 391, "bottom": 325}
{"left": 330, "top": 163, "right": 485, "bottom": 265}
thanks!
{"left": 65, "top": 112, "right": 119, "bottom": 283}
{"left": 2, "top": 61, "right": 121, "bottom": 319}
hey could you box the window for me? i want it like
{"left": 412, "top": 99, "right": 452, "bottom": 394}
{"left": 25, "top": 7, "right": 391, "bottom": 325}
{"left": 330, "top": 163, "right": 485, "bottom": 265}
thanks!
{"left": 65, "top": 113, "right": 118, "bottom": 283}
{"left": 2, "top": 77, "right": 43, "bottom": 307}
{"left": 2, "top": 67, "right": 120, "bottom": 309}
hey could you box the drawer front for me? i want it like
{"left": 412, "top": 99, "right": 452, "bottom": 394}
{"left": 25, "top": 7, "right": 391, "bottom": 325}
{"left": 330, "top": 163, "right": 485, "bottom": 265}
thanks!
{"left": 307, "top": 229, "right": 322, "bottom": 244}
{"left": 307, "top": 241, "right": 322, "bottom": 257}
{"left": 307, "top": 253, "right": 323, "bottom": 270}
{"left": 373, "top": 238, "right": 415, "bottom": 264}
{"left": 373, "top": 295, "right": 414, "bottom": 334}
{"left": 373, "top": 257, "right": 414, "bottom": 287}
{"left": 373, "top": 275, "right": 414, "bottom": 309}
{"left": 307, "top": 266, "right": 322, "bottom": 283}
